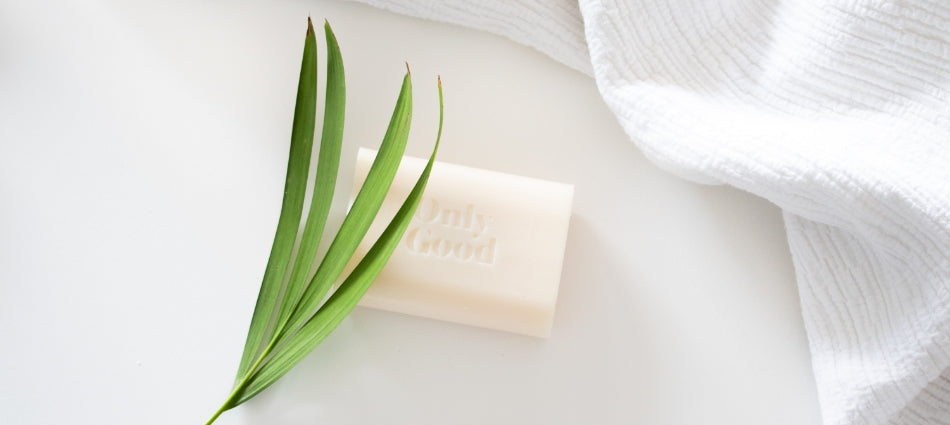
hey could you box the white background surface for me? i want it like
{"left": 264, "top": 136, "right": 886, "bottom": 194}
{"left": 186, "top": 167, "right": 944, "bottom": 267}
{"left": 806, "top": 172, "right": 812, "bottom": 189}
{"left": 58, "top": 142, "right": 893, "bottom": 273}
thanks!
{"left": 0, "top": 1, "right": 822, "bottom": 424}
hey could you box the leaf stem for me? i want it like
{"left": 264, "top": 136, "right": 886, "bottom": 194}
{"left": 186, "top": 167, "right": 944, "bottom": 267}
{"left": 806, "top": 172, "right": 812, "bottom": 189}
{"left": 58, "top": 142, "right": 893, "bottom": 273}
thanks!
{"left": 207, "top": 339, "right": 278, "bottom": 424}
{"left": 205, "top": 401, "right": 230, "bottom": 425}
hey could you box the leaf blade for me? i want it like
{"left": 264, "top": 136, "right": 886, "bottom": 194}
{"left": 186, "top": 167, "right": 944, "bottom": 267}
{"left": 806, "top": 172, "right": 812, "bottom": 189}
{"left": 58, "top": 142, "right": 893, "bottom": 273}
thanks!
{"left": 234, "top": 17, "right": 319, "bottom": 382}
{"left": 236, "top": 78, "right": 444, "bottom": 404}
{"left": 274, "top": 20, "right": 347, "bottom": 335}
{"left": 277, "top": 71, "right": 414, "bottom": 343}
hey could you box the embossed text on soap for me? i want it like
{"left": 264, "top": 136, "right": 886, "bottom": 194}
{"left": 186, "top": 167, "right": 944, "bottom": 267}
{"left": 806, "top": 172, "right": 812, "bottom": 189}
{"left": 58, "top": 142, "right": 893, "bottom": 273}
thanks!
{"left": 403, "top": 197, "right": 496, "bottom": 265}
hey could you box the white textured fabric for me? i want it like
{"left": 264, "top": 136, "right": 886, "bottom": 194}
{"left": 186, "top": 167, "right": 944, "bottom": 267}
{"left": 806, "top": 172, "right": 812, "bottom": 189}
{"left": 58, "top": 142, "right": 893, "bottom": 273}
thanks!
{"left": 349, "top": 1, "right": 950, "bottom": 424}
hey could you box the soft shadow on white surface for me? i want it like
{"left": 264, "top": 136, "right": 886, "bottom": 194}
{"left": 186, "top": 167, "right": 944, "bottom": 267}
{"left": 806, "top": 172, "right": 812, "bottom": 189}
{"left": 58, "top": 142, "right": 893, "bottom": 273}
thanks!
{"left": 0, "top": 0, "right": 819, "bottom": 424}
{"left": 232, "top": 218, "right": 649, "bottom": 425}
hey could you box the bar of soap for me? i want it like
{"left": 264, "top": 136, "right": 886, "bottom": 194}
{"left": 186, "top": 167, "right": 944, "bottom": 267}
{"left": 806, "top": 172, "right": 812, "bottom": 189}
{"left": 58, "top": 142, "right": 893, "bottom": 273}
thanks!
{"left": 350, "top": 148, "right": 574, "bottom": 337}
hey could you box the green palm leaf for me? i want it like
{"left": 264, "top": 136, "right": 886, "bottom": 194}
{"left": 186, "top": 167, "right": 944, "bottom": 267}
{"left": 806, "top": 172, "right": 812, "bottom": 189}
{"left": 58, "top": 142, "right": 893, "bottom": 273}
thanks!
{"left": 272, "top": 19, "right": 346, "bottom": 344}
{"left": 276, "top": 70, "right": 412, "bottom": 345}
{"left": 234, "top": 16, "right": 318, "bottom": 382}
{"left": 206, "top": 17, "right": 443, "bottom": 425}
{"left": 235, "top": 79, "right": 442, "bottom": 405}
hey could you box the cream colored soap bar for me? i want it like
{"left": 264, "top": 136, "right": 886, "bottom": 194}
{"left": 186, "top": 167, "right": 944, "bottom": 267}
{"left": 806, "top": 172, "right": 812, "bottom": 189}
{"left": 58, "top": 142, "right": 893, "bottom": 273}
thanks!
{"left": 351, "top": 148, "right": 574, "bottom": 337}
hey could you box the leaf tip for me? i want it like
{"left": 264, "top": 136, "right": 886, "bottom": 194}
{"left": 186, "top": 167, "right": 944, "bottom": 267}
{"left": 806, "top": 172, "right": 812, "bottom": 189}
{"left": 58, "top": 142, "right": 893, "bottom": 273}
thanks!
{"left": 306, "top": 16, "right": 314, "bottom": 36}
{"left": 405, "top": 61, "right": 411, "bottom": 76}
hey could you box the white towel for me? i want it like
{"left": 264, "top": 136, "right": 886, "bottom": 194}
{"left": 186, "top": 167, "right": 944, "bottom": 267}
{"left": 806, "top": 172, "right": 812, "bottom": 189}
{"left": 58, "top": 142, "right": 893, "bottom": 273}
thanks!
{"left": 348, "top": 1, "right": 950, "bottom": 424}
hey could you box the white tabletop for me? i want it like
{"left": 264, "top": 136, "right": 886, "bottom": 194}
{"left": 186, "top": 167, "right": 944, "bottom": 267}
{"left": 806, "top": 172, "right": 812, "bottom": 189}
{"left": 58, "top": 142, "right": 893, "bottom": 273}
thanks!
{"left": 0, "top": 1, "right": 822, "bottom": 424}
